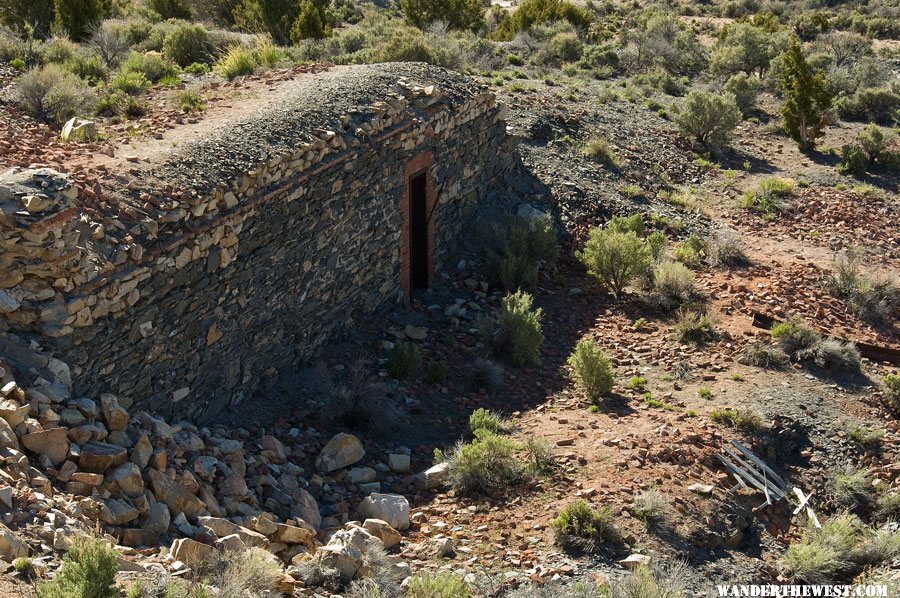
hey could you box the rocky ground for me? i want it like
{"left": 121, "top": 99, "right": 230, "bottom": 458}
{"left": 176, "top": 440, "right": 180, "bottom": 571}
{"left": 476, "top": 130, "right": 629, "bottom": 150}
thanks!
{"left": 0, "top": 60, "right": 899, "bottom": 596}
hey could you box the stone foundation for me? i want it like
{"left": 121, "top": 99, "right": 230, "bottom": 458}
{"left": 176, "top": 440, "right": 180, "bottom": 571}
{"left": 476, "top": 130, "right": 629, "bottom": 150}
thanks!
{"left": 0, "top": 64, "right": 515, "bottom": 419}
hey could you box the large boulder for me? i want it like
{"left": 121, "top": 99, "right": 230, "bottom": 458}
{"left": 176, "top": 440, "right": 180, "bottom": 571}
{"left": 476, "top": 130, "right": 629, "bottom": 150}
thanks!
{"left": 21, "top": 427, "right": 68, "bottom": 465}
{"left": 142, "top": 502, "right": 171, "bottom": 535}
{"left": 78, "top": 441, "right": 127, "bottom": 473}
{"left": 198, "top": 516, "right": 268, "bottom": 548}
{"left": 147, "top": 469, "right": 207, "bottom": 520}
{"left": 316, "top": 433, "right": 364, "bottom": 472}
{"left": 106, "top": 462, "right": 144, "bottom": 497}
{"left": 290, "top": 488, "right": 321, "bottom": 530}
{"left": 0, "top": 523, "right": 28, "bottom": 559}
{"left": 362, "top": 519, "right": 402, "bottom": 548}
{"left": 357, "top": 493, "right": 409, "bottom": 531}
{"left": 170, "top": 538, "right": 215, "bottom": 567}
{"left": 100, "top": 394, "right": 129, "bottom": 432}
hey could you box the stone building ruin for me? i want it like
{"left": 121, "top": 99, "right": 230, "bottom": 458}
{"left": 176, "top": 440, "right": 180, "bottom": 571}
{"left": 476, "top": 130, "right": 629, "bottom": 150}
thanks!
{"left": 0, "top": 63, "right": 515, "bottom": 420}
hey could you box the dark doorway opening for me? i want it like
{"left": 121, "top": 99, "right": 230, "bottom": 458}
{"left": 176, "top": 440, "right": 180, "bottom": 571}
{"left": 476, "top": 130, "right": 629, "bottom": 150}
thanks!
{"left": 409, "top": 171, "right": 429, "bottom": 291}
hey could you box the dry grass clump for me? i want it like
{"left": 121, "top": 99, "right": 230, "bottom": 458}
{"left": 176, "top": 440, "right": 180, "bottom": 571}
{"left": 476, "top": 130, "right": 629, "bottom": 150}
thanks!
{"left": 551, "top": 500, "right": 621, "bottom": 555}
{"left": 709, "top": 408, "right": 763, "bottom": 432}
{"left": 672, "top": 309, "right": 716, "bottom": 343}
{"left": 632, "top": 488, "right": 669, "bottom": 526}
{"left": 825, "top": 249, "right": 898, "bottom": 326}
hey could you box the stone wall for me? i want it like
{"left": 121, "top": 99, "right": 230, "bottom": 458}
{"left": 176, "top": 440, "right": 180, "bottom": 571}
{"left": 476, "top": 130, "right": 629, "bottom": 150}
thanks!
{"left": 0, "top": 64, "right": 515, "bottom": 420}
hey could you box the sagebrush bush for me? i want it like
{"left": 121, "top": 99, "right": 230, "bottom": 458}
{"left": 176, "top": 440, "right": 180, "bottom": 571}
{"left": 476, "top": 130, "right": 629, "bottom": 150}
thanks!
{"left": 120, "top": 51, "right": 179, "bottom": 83}
{"left": 739, "top": 343, "right": 789, "bottom": 370}
{"left": 90, "top": 22, "right": 132, "bottom": 68}
{"left": 320, "top": 359, "right": 391, "bottom": 431}
{"left": 836, "top": 87, "right": 899, "bottom": 125}
{"left": 16, "top": 64, "right": 96, "bottom": 126}
{"left": 567, "top": 339, "right": 614, "bottom": 401}
{"left": 65, "top": 53, "right": 108, "bottom": 83}
{"left": 496, "top": 290, "right": 543, "bottom": 367}
{"left": 214, "top": 45, "right": 257, "bottom": 79}
{"left": 724, "top": 72, "right": 760, "bottom": 115}
{"left": 467, "top": 358, "right": 504, "bottom": 391}
{"left": 576, "top": 228, "right": 652, "bottom": 297}
{"left": 551, "top": 500, "right": 620, "bottom": 554}
{"left": 771, "top": 317, "right": 820, "bottom": 358}
{"left": 175, "top": 88, "right": 204, "bottom": 112}
{"left": 148, "top": 0, "right": 191, "bottom": 19}
{"left": 469, "top": 407, "right": 514, "bottom": 435}
{"left": 495, "top": 0, "right": 591, "bottom": 41}
{"left": 608, "top": 562, "right": 689, "bottom": 598}
{"left": 825, "top": 250, "right": 898, "bottom": 325}
{"left": 673, "top": 90, "right": 742, "bottom": 146}
{"left": 38, "top": 537, "right": 119, "bottom": 598}
{"left": 42, "top": 37, "right": 79, "bottom": 64}
{"left": 405, "top": 571, "right": 470, "bottom": 598}
{"left": 633, "top": 489, "right": 668, "bottom": 526}
{"left": 424, "top": 359, "right": 447, "bottom": 384}
{"left": 881, "top": 374, "right": 900, "bottom": 414}
{"left": 673, "top": 309, "right": 716, "bottom": 343}
{"left": 401, "top": 0, "right": 485, "bottom": 32}
{"left": 110, "top": 70, "right": 150, "bottom": 95}
{"left": 485, "top": 214, "right": 557, "bottom": 292}
{"left": 163, "top": 22, "right": 211, "bottom": 67}
{"left": 200, "top": 548, "right": 283, "bottom": 597}
{"left": 652, "top": 262, "right": 695, "bottom": 311}
{"left": 387, "top": 341, "right": 421, "bottom": 380}
{"left": 708, "top": 230, "right": 748, "bottom": 267}
{"left": 447, "top": 428, "right": 523, "bottom": 496}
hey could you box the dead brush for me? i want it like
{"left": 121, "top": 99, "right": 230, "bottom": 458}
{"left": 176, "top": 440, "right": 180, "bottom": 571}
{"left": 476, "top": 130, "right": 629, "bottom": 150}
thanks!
{"left": 319, "top": 359, "right": 394, "bottom": 431}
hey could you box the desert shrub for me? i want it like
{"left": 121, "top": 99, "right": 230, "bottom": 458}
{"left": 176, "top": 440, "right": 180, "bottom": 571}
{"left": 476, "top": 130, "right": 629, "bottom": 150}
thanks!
{"left": 290, "top": 1, "right": 328, "bottom": 42}
{"left": 545, "top": 31, "right": 582, "bottom": 65}
{"left": 53, "top": 0, "right": 102, "bottom": 42}
{"left": 12, "top": 557, "right": 34, "bottom": 576}
{"left": 740, "top": 177, "right": 795, "bottom": 215}
{"left": 711, "top": 22, "right": 784, "bottom": 77}
{"left": 620, "top": 13, "right": 706, "bottom": 76}
{"left": 582, "top": 136, "right": 619, "bottom": 167}
{"left": 807, "top": 338, "right": 862, "bottom": 374}
{"left": 467, "top": 358, "right": 504, "bottom": 391}
{"left": 652, "top": 262, "right": 696, "bottom": 311}
{"left": 576, "top": 228, "right": 652, "bottom": 297}
{"left": 710, "top": 408, "right": 763, "bottom": 431}
{"left": 37, "top": 537, "right": 119, "bottom": 598}
{"left": 875, "top": 491, "right": 900, "bottom": 522}
{"left": 708, "top": 230, "right": 748, "bottom": 267}
{"left": 632, "top": 66, "right": 687, "bottom": 96}
{"left": 607, "top": 214, "right": 645, "bottom": 236}
{"left": 770, "top": 317, "right": 820, "bottom": 358}
{"left": 252, "top": 37, "right": 287, "bottom": 66}
{"left": 183, "top": 61, "right": 210, "bottom": 75}
{"left": 857, "top": 124, "right": 897, "bottom": 165}
{"left": 837, "top": 144, "right": 868, "bottom": 177}
{"left": 65, "top": 53, "right": 107, "bottom": 82}
{"left": 405, "top": 571, "right": 470, "bottom": 598}
{"left": 495, "top": 0, "right": 591, "bottom": 41}
{"left": 148, "top": 0, "right": 191, "bottom": 20}
{"left": 817, "top": 32, "right": 870, "bottom": 69}
{"left": 162, "top": 23, "right": 210, "bottom": 67}
{"left": 881, "top": 374, "right": 900, "bottom": 414}
{"left": 778, "top": 39, "right": 832, "bottom": 150}
{"left": 633, "top": 489, "right": 668, "bottom": 526}
{"left": 175, "top": 88, "right": 204, "bottom": 112}
{"left": 199, "top": 548, "right": 282, "bottom": 597}
{"left": 724, "top": 72, "right": 760, "bottom": 115}
{"left": 739, "top": 343, "right": 790, "bottom": 369}
{"left": 846, "top": 424, "right": 882, "bottom": 449}
{"left": 523, "top": 438, "right": 556, "bottom": 476}
{"left": 401, "top": 0, "right": 485, "bottom": 32}
{"left": 42, "top": 36, "right": 79, "bottom": 64}
{"left": 836, "top": 88, "right": 900, "bottom": 125}
{"left": 469, "top": 407, "right": 514, "bottom": 435}
{"left": 120, "top": 51, "right": 179, "bottom": 83}
{"left": 214, "top": 44, "right": 256, "bottom": 79}
{"left": 496, "top": 290, "right": 543, "bottom": 367}
{"left": 15, "top": 64, "right": 96, "bottom": 126}
{"left": 89, "top": 22, "right": 131, "bottom": 68}
{"left": 830, "top": 467, "right": 874, "bottom": 511}
{"left": 233, "top": 0, "right": 303, "bottom": 45}
{"left": 551, "top": 500, "right": 620, "bottom": 554}
{"left": 294, "top": 557, "right": 341, "bottom": 592}
{"left": 674, "top": 234, "right": 706, "bottom": 267}
{"left": 485, "top": 214, "right": 557, "bottom": 292}
{"left": 447, "top": 428, "right": 523, "bottom": 496}
{"left": 607, "top": 562, "right": 689, "bottom": 598}
{"left": 387, "top": 341, "right": 421, "bottom": 380}
{"left": 567, "top": 339, "right": 614, "bottom": 401}
{"left": 825, "top": 249, "right": 898, "bottom": 325}
{"left": 110, "top": 69, "right": 150, "bottom": 95}
{"left": 673, "top": 309, "right": 716, "bottom": 343}
{"left": 320, "top": 359, "right": 392, "bottom": 431}
{"left": 673, "top": 90, "right": 742, "bottom": 146}
{"left": 424, "top": 359, "right": 447, "bottom": 384}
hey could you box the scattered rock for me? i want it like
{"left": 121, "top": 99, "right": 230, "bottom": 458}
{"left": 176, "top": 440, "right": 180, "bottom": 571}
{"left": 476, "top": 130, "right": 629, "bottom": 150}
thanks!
{"left": 316, "top": 433, "right": 365, "bottom": 472}
{"left": 357, "top": 493, "right": 410, "bottom": 531}
{"left": 21, "top": 427, "right": 68, "bottom": 465}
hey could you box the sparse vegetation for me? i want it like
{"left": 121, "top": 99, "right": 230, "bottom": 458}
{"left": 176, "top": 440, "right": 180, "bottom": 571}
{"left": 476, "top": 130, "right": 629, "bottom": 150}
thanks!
{"left": 495, "top": 290, "right": 544, "bottom": 367}
{"left": 424, "top": 359, "right": 448, "bottom": 384}
{"left": 673, "top": 309, "right": 716, "bottom": 343}
{"left": 710, "top": 408, "right": 763, "bottom": 431}
{"left": 829, "top": 466, "right": 874, "bottom": 511}
{"left": 740, "top": 177, "right": 795, "bottom": 216}
{"left": 37, "top": 537, "right": 119, "bottom": 598}
{"left": 673, "top": 89, "right": 742, "bottom": 146}
{"left": 633, "top": 489, "right": 668, "bottom": 526}
{"left": 652, "top": 262, "right": 696, "bottom": 311}
{"left": 582, "top": 136, "right": 619, "bottom": 168}
{"left": 469, "top": 407, "right": 514, "bottom": 435}
{"left": 467, "top": 358, "right": 504, "bottom": 392}
{"left": 387, "top": 341, "right": 421, "bottom": 380}
{"left": 446, "top": 428, "right": 524, "bottom": 496}
{"left": 405, "top": 570, "right": 471, "bottom": 598}
{"left": 576, "top": 227, "right": 652, "bottom": 298}
{"left": 551, "top": 500, "right": 621, "bottom": 554}
{"left": 485, "top": 214, "right": 558, "bottom": 292}
{"left": 825, "top": 249, "right": 898, "bottom": 326}
{"left": 567, "top": 339, "right": 614, "bottom": 402}
{"left": 881, "top": 374, "right": 900, "bottom": 414}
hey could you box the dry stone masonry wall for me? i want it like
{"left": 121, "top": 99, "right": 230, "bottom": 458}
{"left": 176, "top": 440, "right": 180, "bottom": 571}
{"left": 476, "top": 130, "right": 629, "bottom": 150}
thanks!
{"left": 0, "top": 63, "right": 514, "bottom": 420}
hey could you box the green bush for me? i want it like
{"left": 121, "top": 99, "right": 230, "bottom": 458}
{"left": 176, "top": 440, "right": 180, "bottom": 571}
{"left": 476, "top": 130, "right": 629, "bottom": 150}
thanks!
{"left": 214, "top": 45, "right": 256, "bottom": 79}
{"left": 673, "top": 309, "right": 716, "bottom": 343}
{"left": 652, "top": 261, "right": 696, "bottom": 310}
{"left": 633, "top": 489, "right": 668, "bottom": 525}
{"left": 882, "top": 374, "right": 900, "bottom": 414}
{"left": 496, "top": 290, "right": 543, "bottom": 367}
{"left": 495, "top": 0, "right": 591, "bottom": 41}
{"left": 424, "top": 359, "right": 447, "bottom": 384}
{"left": 673, "top": 90, "right": 742, "bottom": 146}
{"left": 163, "top": 23, "right": 210, "bottom": 67}
{"left": 37, "top": 537, "right": 119, "bottom": 598}
{"left": 405, "top": 571, "right": 470, "bottom": 598}
{"left": 547, "top": 31, "right": 583, "bottom": 64}
{"left": 567, "top": 339, "right": 614, "bottom": 401}
{"left": 175, "top": 88, "right": 204, "bottom": 112}
{"left": 387, "top": 341, "right": 421, "bottom": 380}
{"left": 724, "top": 72, "right": 760, "bottom": 115}
{"left": 15, "top": 64, "right": 96, "bottom": 126}
{"left": 710, "top": 408, "right": 763, "bottom": 431}
{"left": 110, "top": 69, "right": 150, "bottom": 95}
{"left": 401, "top": 0, "right": 485, "bottom": 32}
{"left": 65, "top": 53, "right": 108, "bottom": 83}
{"left": 837, "top": 144, "right": 867, "bottom": 177}
{"left": 120, "top": 51, "right": 179, "bottom": 83}
{"left": 42, "top": 36, "right": 79, "bottom": 64}
{"left": 710, "top": 22, "right": 784, "bottom": 78}
{"left": 234, "top": 0, "right": 301, "bottom": 45}
{"left": 829, "top": 467, "right": 874, "bottom": 511}
{"left": 836, "top": 88, "right": 899, "bottom": 125}
{"left": 53, "top": 0, "right": 102, "bottom": 42}
{"left": 739, "top": 343, "right": 790, "bottom": 370}
{"left": 469, "top": 407, "right": 513, "bottom": 435}
{"left": 551, "top": 500, "right": 620, "bottom": 554}
{"left": 857, "top": 125, "right": 896, "bottom": 165}
{"left": 485, "top": 214, "right": 558, "bottom": 292}
{"left": 576, "top": 228, "right": 652, "bottom": 297}
{"left": 582, "top": 136, "right": 619, "bottom": 167}
{"left": 447, "top": 428, "right": 523, "bottom": 496}
{"left": 0, "top": 0, "right": 54, "bottom": 38}
{"left": 740, "top": 177, "right": 795, "bottom": 215}
{"left": 148, "top": 0, "right": 191, "bottom": 20}
{"left": 290, "top": 0, "right": 328, "bottom": 42}
{"left": 771, "top": 317, "right": 820, "bottom": 359}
